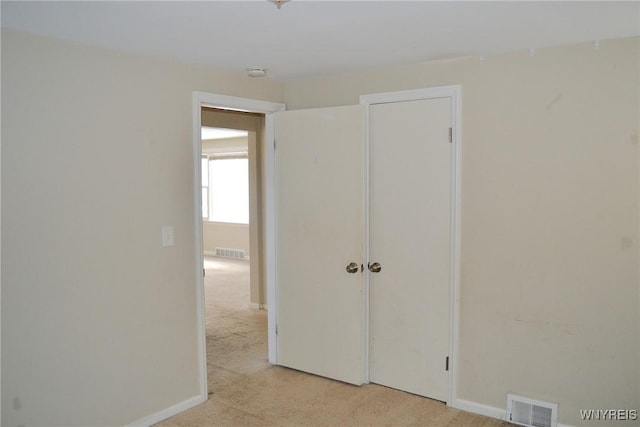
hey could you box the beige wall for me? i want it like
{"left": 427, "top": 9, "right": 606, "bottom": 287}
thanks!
{"left": 285, "top": 37, "right": 640, "bottom": 426}
{"left": 203, "top": 222, "right": 250, "bottom": 256}
{"left": 0, "top": 29, "right": 283, "bottom": 426}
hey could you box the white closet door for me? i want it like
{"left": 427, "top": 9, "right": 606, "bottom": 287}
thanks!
{"left": 369, "top": 97, "right": 452, "bottom": 400}
{"left": 275, "top": 105, "right": 366, "bottom": 385}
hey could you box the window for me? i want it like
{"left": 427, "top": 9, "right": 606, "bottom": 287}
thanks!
{"left": 202, "top": 155, "right": 249, "bottom": 224}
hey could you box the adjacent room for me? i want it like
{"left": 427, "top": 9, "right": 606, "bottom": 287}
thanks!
{"left": 200, "top": 115, "right": 271, "bottom": 405}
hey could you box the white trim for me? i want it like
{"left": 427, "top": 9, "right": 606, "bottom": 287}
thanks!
{"left": 191, "top": 92, "right": 285, "bottom": 421}
{"left": 362, "top": 105, "right": 371, "bottom": 384}
{"left": 264, "top": 113, "right": 279, "bottom": 364}
{"left": 249, "top": 302, "right": 266, "bottom": 311}
{"left": 453, "top": 398, "right": 506, "bottom": 422}
{"left": 450, "top": 86, "right": 463, "bottom": 408}
{"left": 197, "top": 92, "right": 285, "bottom": 114}
{"left": 453, "top": 399, "right": 575, "bottom": 427}
{"left": 192, "top": 92, "right": 207, "bottom": 406}
{"left": 360, "top": 85, "right": 462, "bottom": 406}
{"left": 126, "top": 394, "right": 205, "bottom": 427}
{"left": 360, "top": 85, "right": 460, "bottom": 106}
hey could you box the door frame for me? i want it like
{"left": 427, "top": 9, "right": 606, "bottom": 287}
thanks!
{"left": 192, "top": 92, "right": 285, "bottom": 400}
{"left": 360, "top": 85, "right": 461, "bottom": 405}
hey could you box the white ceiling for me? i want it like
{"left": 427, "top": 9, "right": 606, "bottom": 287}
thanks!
{"left": 2, "top": 1, "right": 638, "bottom": 82}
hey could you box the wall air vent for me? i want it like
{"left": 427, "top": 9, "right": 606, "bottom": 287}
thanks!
{"left": 215, "top": 247, "right": 246, "bottom": 259}
{"left": 507, "top": 394, "right": 557, "bottom": 427}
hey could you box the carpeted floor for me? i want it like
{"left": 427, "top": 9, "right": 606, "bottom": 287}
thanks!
{"left": 156, "top": 257, "right": 513, "bottom": 427}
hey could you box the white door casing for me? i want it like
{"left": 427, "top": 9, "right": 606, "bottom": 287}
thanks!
{"left": 192, "top": 92, "right": 285, "bottom": 406}
{"left": 274, "top": 105, "right": 367, "bottom": 385}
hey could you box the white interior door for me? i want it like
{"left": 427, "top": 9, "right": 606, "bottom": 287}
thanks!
{"left": 275, "top": 105, "right": 366, "bottom": 385}
{"left": 368, "top": 97, "right": 452, "bottom": 401}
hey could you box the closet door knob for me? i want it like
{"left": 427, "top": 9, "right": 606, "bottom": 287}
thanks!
{"left": 346, "top": 262, "right": 359, "bottom": 274}
{"left": 368, "top": 262, "right": 382, "bottom": 273}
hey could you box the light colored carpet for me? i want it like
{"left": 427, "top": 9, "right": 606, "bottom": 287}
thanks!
{"left": 156, "top": 257, "right": 513, "bottom": 427}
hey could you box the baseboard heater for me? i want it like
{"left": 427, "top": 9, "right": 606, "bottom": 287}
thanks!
{"left": 507, "top": 394, "right": 557, "bottom": 427}
{"left": 214, "top": 247, "right": 246, "bottom": 259}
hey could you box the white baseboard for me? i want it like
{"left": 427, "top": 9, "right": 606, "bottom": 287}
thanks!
{"left": 126, "top": 394, "right": 206, "bottom": 427}
{"left": 249, "top": 302, "right": 266, "bottom": 311}
{"left": 452, "top": 398, "right": 574, "bottom": 427}
{"left": 453, "top": 398, "right": 506, "bottom": 421}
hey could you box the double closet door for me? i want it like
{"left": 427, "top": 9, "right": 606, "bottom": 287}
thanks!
{"left": 275, "top": 94, "right": 453, "bottom": 402}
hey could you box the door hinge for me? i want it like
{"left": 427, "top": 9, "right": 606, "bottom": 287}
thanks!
{"left": 274, "top": 139, "right": 276, "bottom": 150}
{"left": 445, "top": 356, "right": 450, "bottom": 371}
{"left": 448, "top": 127, "right": 453, "bottom": 143}
{"left": 203, "top": 268, "right": 206, "bottom": 277}
{"left": 275, "top": 324, "right": 278, "bottom": 335}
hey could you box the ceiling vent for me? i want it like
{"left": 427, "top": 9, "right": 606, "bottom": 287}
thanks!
{"left": 507, "top": 394, "right": 557, "bottom": 427}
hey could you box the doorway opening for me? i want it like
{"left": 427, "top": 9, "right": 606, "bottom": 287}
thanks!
{"left": 192, "top": 92, "right": 284, "bottom": 403}
{"left": 200, "top": 107, "right": 268, "bottom": 396}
